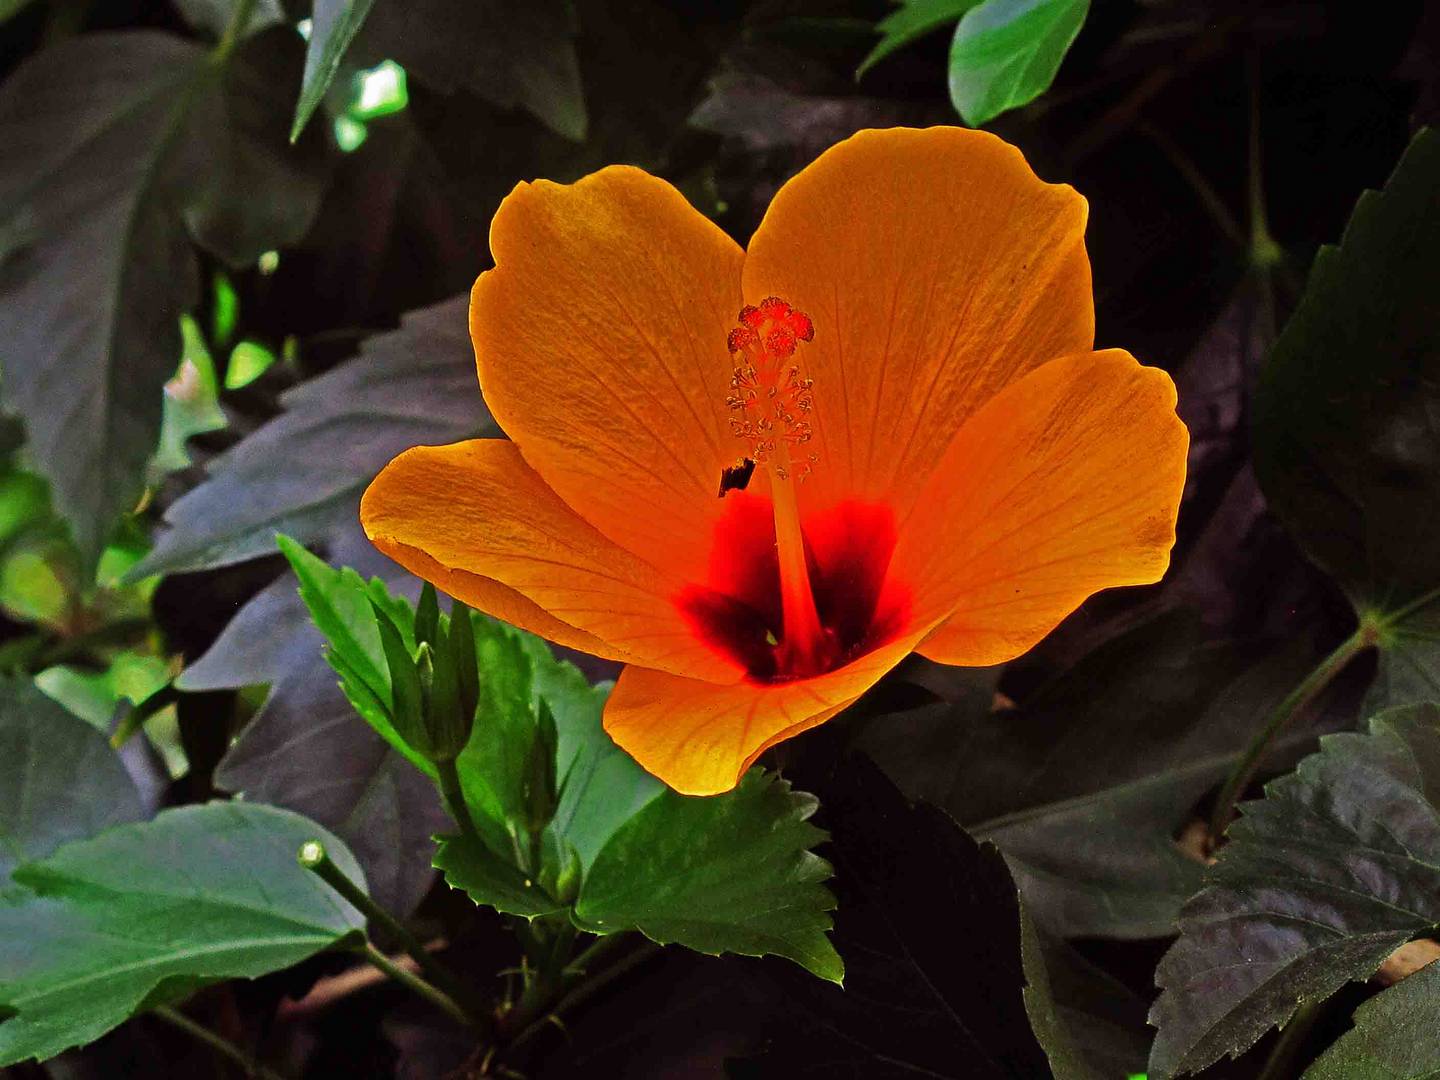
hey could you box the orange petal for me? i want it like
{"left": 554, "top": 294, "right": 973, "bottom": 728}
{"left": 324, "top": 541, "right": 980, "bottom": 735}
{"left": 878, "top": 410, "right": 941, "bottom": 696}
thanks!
{"left": 891, "top": 349, "right": 1187, "bottom": 666}
{"left": 604, "top": 632, "right": 929, "bottom": 795}
{"left": 361, "top": 439, "right": 742, "bottom": 682}
{"left": 472, "top": 166, "right": 744, "bottom": 582}
{"left": 742, "top": 126, "right": 1092, "bottom": 517}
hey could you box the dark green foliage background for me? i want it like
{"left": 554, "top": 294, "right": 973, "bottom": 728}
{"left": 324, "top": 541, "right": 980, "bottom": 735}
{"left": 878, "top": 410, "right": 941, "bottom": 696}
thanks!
{"left": 0, "top": 0, "right": 1437, "bottom": 1077}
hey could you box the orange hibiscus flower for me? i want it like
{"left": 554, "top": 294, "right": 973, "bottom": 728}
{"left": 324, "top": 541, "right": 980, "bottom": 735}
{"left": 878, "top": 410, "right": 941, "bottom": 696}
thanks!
{"left": 361, "top": 127, "right": 1188, "bottom": 796}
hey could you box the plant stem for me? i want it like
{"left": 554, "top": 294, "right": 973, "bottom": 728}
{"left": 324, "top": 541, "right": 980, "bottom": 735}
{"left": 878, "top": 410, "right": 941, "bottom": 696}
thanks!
{"left": 39, "top": 616, "right": 152, "bottom": 670}
{"left": 1209, "top": 626, "right": 1375, "bottom": 842}
{"left": 437, "top": 757, "right": 484, "bottom": 845}
{"left": 213, "top": 0, "right": 258, "bottom": 63}
{"left": 297, "top": 840, "right": 491, "bottom": 1033}
{"left": 153, "top": 1005, "right": 287, "bottom": 1080}
{"left": 506, "top": 936, "right": 662, "bottom": 1056}
{"left": 356, "top": 943, "right": 476, "bottom": 1031}
{"left": 109, "top": 683, "right": 182, "bottom": 749}
{"left": 1256, "top": 999, "right": 1326, "bottom": 1080}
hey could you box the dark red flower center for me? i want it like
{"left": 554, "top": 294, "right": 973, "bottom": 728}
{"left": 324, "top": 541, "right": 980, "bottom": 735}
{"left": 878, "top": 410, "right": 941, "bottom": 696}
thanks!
{"left": 676, "top": 494, "right": 910, "bottom": 683}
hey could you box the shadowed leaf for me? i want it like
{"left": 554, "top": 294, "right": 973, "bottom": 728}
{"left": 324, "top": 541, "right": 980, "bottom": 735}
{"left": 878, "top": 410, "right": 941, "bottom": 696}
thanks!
{"left": 1149, "top": 705, "right": 1440, "bottom": 1077}
{"left": 1254, "top": 128, "right": 1440, "bottom": 710}
{"left": 1303, "top": 961, "right": 1440, "bottom": 1079}
{"left": 0, "top": 682, "right": 144, "bottom": 889}
{"left": 0, "top": 30, "right": 322, "bottom": 567}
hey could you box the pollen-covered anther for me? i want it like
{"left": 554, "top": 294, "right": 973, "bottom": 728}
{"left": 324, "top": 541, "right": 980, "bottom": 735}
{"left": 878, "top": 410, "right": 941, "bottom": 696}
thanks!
{"left": 724, "top": 296, "right": 817, "bottom": 468}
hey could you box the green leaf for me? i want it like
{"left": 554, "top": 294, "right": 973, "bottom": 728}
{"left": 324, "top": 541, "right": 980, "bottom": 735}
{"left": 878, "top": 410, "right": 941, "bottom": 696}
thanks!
{"left": 537, "top": 659, "right": 664, "bottom": 871}
{"left": 277, "top": 536, "right": 389, "bottom": 709}
{"left": 374, "top": 604, "right": 425, "bottom": 750}
{"left": 430, "top": 833, "right": 565, "bottom": 920}
{"left": 0, "top": 31, "right": 323, "bottom": 567}
{"left": 0, "top": 681, "right": 144, "bottom": 888}
{"left": 292, "top": 0, "right": 379, "bottom": 141}
{"left": 1148, "top": 705, "right": 1440, "bottom": 1078}
{"left": 1254, "top": 129, "right": 1440, "bottom": 708}
{"left": 153, "top": 316, "right": 228, "bottom": 476}
{"left": 0, "top": 802, "right": 366, "bottom": 1065}
{"left": 573, "top": 771, "right": 841, "bottom": 983}
{"left": 134, "top": 298, "right": 491, "bottom": 578}
{"left": 276, "top": 535, "right": 430, "bottom": 774}
{"left": 947, "top": 0, "right": 1089, "bottom": 125}
{"left": 857, "top": 0, "right": 984, "bottom": 79}
{"left": 1303, "top": 961, "right": 1440, "bottom": 1079}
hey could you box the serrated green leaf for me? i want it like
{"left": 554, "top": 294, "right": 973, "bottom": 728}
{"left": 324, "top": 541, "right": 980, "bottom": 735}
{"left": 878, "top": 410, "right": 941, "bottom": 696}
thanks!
{"left": 0, "top": 31, "right": 322, "bottom": 567}
{"left": 292, "top": 0, "right": 379, "bottom": 141}
{"left": 430, "top": 833, "right": 565, "bottom": 920}
{"left": 857, "top": 0, "right": 984, "bottom": 79}
{"left": 0, "top": 803, "right": 366, "bottom": 1065}
{"left": 277, "top": 535, "right": 431, "bottom": 774}
{"left": 573, "top": 771, "right": 841, "bottom": 983}
{"left": 1148, "top": 705, "right": 1440, "bottom": 1078}
{"left": 948, "top": 0, "right": 1088, "bottom": 125}
{"left": 1303, "top": 960, "right": 1440, "bottom": 1079}
{"left": 0, "top": 681, "right": 144, "bottom": 888}
{"left": 1254, "top": 128, "right": 1440, "bottom": 710}
{"left": 278, "top": 535, "right": 389, "bottom": 708}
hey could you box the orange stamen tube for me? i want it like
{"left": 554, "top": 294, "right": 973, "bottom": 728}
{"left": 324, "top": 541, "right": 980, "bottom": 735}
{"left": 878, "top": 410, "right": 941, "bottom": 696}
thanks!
{"left": 726, "top": 297, "right": 828, "bottom": 673}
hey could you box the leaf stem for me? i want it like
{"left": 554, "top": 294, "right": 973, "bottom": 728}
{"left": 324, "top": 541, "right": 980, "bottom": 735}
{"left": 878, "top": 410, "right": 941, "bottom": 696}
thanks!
{"left": 153, "top": 1004, "right": 287, "bottom": 1080}
{"left": 213, "top": 0, "right": 258, "bottom": 64}
{"left": 1246, "top": 50, "right": 1282, "bottom": 272}
{"left": 1256, "top": 999, "right": 1327, "bottom": 1080}
{"left": 436, "top": 757, "right": 484, "bottom": 846}
{"left": 503, "top": 933, "right": 661, "bottom": 1057}
{"left": 1209, "top": 625, "right": 1376, "bottom": 841}
{"left": 355, "top": 942, "right": 476, "bottom": 1031}
{"left": 297, "top": 840, "right": 491, "bottom": 1033}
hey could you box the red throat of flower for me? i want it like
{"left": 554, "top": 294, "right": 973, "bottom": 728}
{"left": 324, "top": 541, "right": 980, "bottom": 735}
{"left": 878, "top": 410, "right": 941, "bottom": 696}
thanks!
{"left": 725, "top": 297, "right": 832, "bottom": 675}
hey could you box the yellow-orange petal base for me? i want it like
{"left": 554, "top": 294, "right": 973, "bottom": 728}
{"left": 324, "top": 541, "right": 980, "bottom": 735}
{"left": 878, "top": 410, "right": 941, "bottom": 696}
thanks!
{"left": 361, "top": 126, "right": 1189, "bottom": 796}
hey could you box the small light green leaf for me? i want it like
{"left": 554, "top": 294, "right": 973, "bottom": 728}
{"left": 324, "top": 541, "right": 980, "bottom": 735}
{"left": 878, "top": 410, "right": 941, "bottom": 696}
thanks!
{"left": 154, "top": 316, "right": 228, "bottom": 476}
{"left": 0, "top": 682, "right": 144, "bottom": 888}
{"left": 1303, "top": 961, "right": 1440, "bottom": 1079}
{"left": 292, "top": 0, "right": 379, "bottom": 141}
{"left": 0, "top": 803, "right": 366, "bottom": 1065}
{"left": 948, "top": 0, "right": 1089, "bottom": 125}
{"left": 223, "top": 339, "right": 277, "bottom": 389}
{"left": 857, "top": 0, "right": 984, "bottom": 79}
{"left": 573, "top": 771, "right": 841, "bottom": 983}
{"left": 1148, "top": 706, "right": 1440, "bottom": 1078}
